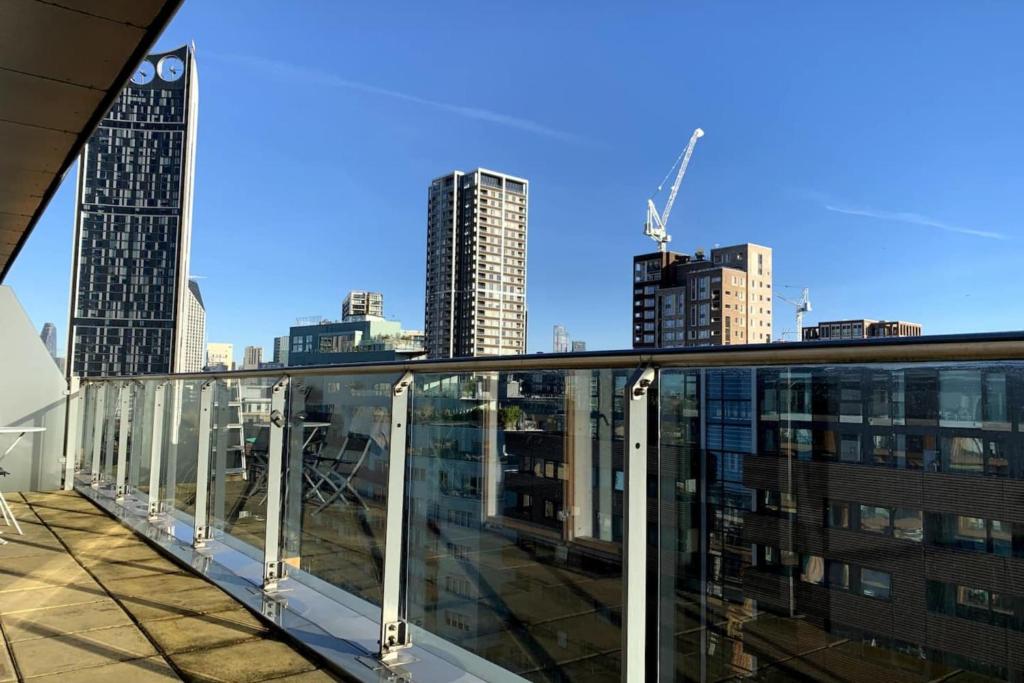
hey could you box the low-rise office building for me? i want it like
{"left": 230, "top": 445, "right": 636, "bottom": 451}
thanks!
{"left": 803, "top": 318, "right": 923, "bottom": 341}
{"left": 288, "top": 316, "right": 425, "bottom": 366}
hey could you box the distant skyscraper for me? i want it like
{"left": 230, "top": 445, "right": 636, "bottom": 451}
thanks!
{"left": 39, "top": 322, "right": 57, "bottom": 358}
{"left": 242, "top": 345, "right": 263, "bottom": 370}
{"left": 342, "top": 291, "right": 383, "bottom": 319}
{"left": 424, "top": 168, "right": 528, "bottom": 358}
{"left": 553, "top": 325, "right": 569, "bottom": 353}
{"left": 206, "top": 342, "right": 233, "bottom": 371}
{"left": 571, "top": 340, "right": 587, "bottom": 352}
{"left": 273, "top": 335, "right": 290, "bottom": 366}
{"left": 180, "top": 280, "right": 206, "bottom": 372}
{"left": 68, "top": 45, "right": 198, "bottom": 377}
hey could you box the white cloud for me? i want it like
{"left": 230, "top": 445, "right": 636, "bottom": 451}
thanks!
{"left": 210, "top": 52, "right": 585, "bottom": 144}
{"left": 824, "top": 204, "right": 1006, "bottom": 240}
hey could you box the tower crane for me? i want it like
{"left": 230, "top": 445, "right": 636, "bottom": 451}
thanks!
{"left": 644, "top": 127, "right": 704, "bottom": 252}
{"left": 775, "top": 287, "right": 812, "bottom": 341}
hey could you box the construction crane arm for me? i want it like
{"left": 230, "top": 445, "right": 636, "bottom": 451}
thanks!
{"left": 659, "top": 127, "right": 704, "bottom": 233}
{"left": 643, "top": 127, "right": 704, "bottom": 252}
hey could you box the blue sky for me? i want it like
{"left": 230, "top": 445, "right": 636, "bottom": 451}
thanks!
{"left": 9, "top": 2, "right": 1024, "bottom": 359}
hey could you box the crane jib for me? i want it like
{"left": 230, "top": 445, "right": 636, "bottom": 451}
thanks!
{"left": 643, "top": 127, "right": 704, "bottom": 252}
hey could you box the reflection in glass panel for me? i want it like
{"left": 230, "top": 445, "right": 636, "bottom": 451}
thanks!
{"left": 984, "top": 372, "right": 1009, "bottom": 426}
{"left": 128, "top": 381, "right": 157, "bottom": 495}
{"left": 955, "top": 515, "right": 988, "bottom": 552}
{"left": 860, "top": 568, "right": 890, "bottom": 600}
{"left": 164, "top": 379, "right": 203, "bottom": 516}
{"left": 859, "top": 505, "right": 891, "bottom": 534}
{"left": 992, "top": 520, "right": 1012, "bottom": 557}
{"left": 800, "top": 554, "right": 824, "bottom": 584}
{"left": 827, "top": 560, "right": 850, "bottom": 590}
{"left": 839, "top": 433, "right": 861, "bottom": 462}
{"left": 871, "top": 434, "right": 892, "bottom": 465}
{"left": 205, "top": 377, "right": 279, "bottom": 554}
{"left": 281, "top": 373, "right": 398, "bottom": 606}
{"left": 659, "top": 363, "right": 1023, "bottom": 682}
{"left": 940, "top": 370, "right": 982, "bottom": 427}
{"left": 98, "top": 383, "right": 119, "bottom": 488}
{"left": 826, "top": 502, "right": 850, "bottom": 529}
{"left": 942, "top": 436, "right": 984, "bottom": 474}
{"left": 893, "top": 508, "right": 923, "bottom": 542}
{"left": 957, "top": 585, "right": 990, "bottom": 620}
{"left": 405, "top": 370, "right": 625, "bottom": 681}
{"left": 77, "top": 384, "right": 97, "bottom": 480}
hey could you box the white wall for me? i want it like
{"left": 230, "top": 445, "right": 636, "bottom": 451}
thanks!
{"left": 0, "top": 285, "right": 67, "bottom": 491}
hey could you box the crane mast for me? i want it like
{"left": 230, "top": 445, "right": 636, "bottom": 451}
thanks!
{"left": 645, "top": 127, "right": 704, "bottom": 252}
{"left": 775, "top": 287, "right": 812, "bottom": 341}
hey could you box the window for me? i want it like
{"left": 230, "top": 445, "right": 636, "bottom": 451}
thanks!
{"left": 940, "top": 436, "right": 984, "bottom": 474}
{"left": 800, "top": 554, "right": 825, "bottom": 585}
{"left": 859, "top": 505, "right": 891, "bottom": 534}
{"left": 827, "top": 560, "right": 850, "bottom": 590}
{"left": 927, "top": 580, "right": 955, "bottom": 616}
{"left": 984, "top": 372, "right": 1009, "bottom": 425}
{"left": 984, "top": 439, "right": 1010, "bottom": 477}
{"left": 992, "top": 520, "right": 1012, "bottom": 557}
{"left": 893, "top": 508, "right": 923, "bottom": 542}
{"left": 861, "top": 569, "right": 891, "bottom": 600}
{"left": 826, "top": 502, "right": 850, "bottom": 529}
{"left": 761, "top": 490, "right": 796, "bottom": 515}
{"left": 991, "top": 592, "right": 1021, "bottom": 630}
{"left": 812, "top": 429, "right": 837, "bottom": 460}
{"left": 930, "top": 580, "right": 1024, "bottom": 632}
{"left": 939, "top": 369, "right": 982, "bottom": 427}
{"left": 872, "top": 434, "right": 892, "bottom": 465}
{"left": 954, "top": 515, "right": 988, "bottom": 552}
{"left": 895, "top": 433, "right": 933, "bottom": 470}
{"left": 957, "top": 586, "right": 990, "bottom": 621}
{"left": 868, "top": 373, "right": 891, "bottom": 425}
{"left": 839, "top": 434, "right": 862, "bottom": 463}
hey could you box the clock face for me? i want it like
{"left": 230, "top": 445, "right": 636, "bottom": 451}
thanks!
{"left": 158, "top": 55, "right": 185, "bottom": 82}
{"left": 130, "top": 60, "right": 155, "bottom": 85}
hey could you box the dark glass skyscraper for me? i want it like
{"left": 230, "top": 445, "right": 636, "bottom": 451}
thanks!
{"left": 68, "top": 45, "right": 198, "bottom": 377}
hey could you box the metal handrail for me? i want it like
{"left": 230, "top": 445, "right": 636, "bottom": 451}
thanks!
{"left": 77, "top": 330, "right": 1024, "bottom": 383}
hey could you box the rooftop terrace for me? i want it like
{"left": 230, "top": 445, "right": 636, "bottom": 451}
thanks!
{"left": 0, "top": 491, "right": 342, "bottom": 682}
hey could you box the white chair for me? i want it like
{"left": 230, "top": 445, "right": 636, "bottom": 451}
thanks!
{"left": 0, "top": 426, "right": 46, "bottom": 542}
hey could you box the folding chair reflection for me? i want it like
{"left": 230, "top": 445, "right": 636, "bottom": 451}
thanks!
{"left": 311, "top": 432, "right": 372, "bottom": 514}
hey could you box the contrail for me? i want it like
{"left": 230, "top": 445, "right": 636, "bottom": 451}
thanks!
{"left": 825, "top": 204, "right": 1006, "bottom": 240}
{"left": 209, "top": 52, "right": 586, "bottom": 144}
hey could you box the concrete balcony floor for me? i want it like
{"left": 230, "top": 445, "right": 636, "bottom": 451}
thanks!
{"left": 0, "top": 491, "right": 344, "bottom": 682}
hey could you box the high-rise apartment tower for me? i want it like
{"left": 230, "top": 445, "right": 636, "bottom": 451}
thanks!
{"left": 67, "top": 45, "right": 198, "bottom": 376}
{"left": 180, "top": 279, "right": 205, "bottom": 372}
{"left": 273, "top": 335, "right": 290, "bottom": 366}
{"left": 242, "top": 345, "right": 263, "bottom": 370}
{"left": 424, "top": 169, "right": 528, "bottom": 358}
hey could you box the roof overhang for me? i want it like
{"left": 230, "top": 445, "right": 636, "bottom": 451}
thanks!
{"left": 0, "top": 0, "right": 185, "bottom": 281}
